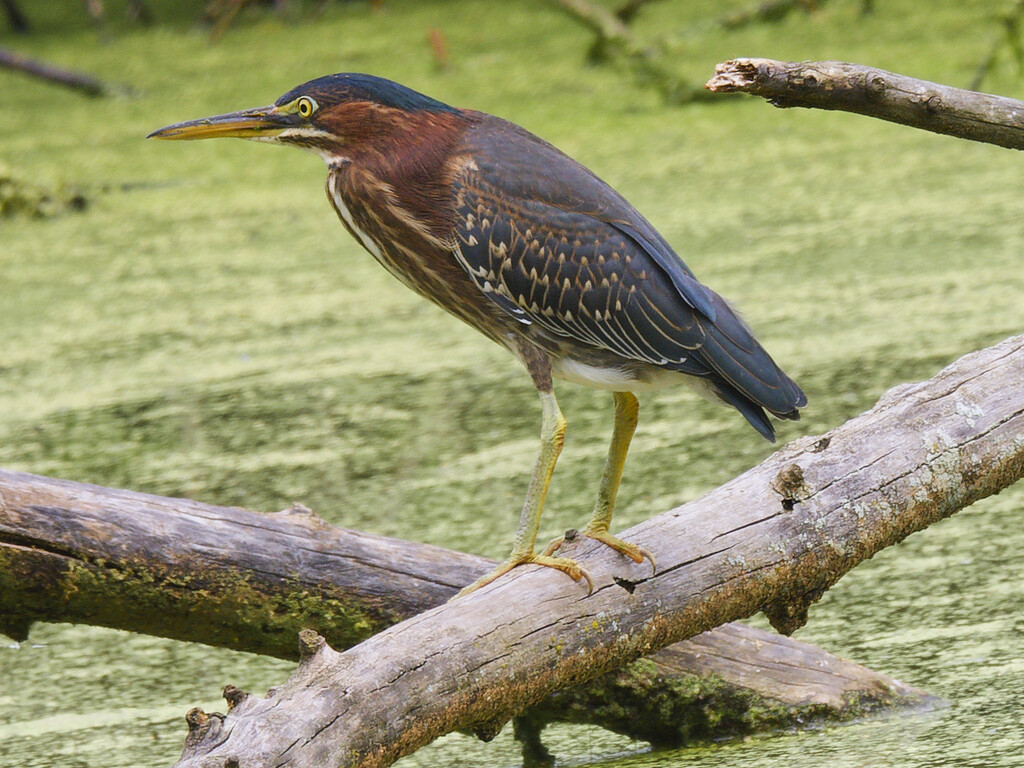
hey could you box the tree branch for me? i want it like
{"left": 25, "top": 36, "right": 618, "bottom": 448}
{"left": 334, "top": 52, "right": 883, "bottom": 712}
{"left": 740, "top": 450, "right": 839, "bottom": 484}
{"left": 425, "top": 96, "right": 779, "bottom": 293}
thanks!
{"left": 970, "top": 0, "right": 1024, "bottom": 91}
{"left": 170, "top": 335, "right": 1024, "bottom": 768}
{"left": 2, "top": 0, "right": 29, "bottom": 33}
{"left": 717, "top": 0, "right": 824, "bottom": 31}
{"left": 705, "top": 58, "right": 1024, "bottom": 150}
{"left": 0, "top": 46, "right": 127, "bottom": 97}
{"left": 548, "top": 0, "right": 714, "bottom": 103}
{"left": 614, "top": 0, "right": 665, "bottom": 25}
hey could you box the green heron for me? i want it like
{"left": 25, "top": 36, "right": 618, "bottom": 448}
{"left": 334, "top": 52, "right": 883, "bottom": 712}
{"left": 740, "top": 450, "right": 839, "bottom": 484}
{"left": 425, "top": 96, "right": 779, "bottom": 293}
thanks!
{"left": 149, "top": 74, "right": 806, "bottom": 596}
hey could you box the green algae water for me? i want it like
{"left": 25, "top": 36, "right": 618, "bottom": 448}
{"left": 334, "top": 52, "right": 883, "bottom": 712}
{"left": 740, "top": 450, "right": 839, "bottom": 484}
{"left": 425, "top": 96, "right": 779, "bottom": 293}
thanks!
{"left": 2, "top": 1, "right": 1023, "bottom": 765}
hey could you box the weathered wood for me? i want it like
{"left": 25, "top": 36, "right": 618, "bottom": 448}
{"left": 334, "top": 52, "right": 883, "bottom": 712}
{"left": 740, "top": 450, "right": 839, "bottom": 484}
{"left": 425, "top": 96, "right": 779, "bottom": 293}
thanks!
{"left": 705, "top": 58, "right": 1024, "bottom": 150}
{"left": 0, "top": 469, "right": 925, "bottom": 753}
{"left": 0, "top": 476, "right": 478, "bottom": 653}
{"left": 171, "top": 335, "right": 1024, "bottom": 768}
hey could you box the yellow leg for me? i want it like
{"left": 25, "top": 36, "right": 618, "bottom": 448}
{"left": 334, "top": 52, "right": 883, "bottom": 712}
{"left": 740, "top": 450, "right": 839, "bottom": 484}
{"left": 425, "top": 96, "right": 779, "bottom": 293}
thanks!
{"left": 544, "top": 391, "right": 655, "bottom": 571}
{"left": 456, "top": 388, "right": 593, "bottom": 597}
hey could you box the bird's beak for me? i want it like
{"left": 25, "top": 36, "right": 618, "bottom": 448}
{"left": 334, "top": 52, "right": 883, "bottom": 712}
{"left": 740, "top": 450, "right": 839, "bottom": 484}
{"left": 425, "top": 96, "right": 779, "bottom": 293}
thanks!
{"left": 147, "top": 105, "right": 293, "bottom": 141}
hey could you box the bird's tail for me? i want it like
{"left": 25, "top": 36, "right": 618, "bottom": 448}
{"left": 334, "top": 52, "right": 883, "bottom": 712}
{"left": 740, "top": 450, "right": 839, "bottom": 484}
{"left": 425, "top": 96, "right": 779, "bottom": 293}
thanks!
{"left": 694, "top": 292, "right": 807, "bottom": 442}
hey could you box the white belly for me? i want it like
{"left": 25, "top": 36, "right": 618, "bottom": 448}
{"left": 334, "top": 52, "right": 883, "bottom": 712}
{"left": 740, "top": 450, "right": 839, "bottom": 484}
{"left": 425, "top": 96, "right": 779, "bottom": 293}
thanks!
{"left": 550, "top": 358, "right": 674, "bottom": 392}
{"left": 550, "top": 357, "right": 722, "bottom": 403}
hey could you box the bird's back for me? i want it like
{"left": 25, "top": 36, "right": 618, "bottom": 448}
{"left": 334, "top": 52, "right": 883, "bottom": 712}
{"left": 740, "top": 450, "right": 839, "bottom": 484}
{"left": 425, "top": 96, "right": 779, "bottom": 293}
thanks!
{"left": 450, "top": 115, "right": 806, "bottom": 439}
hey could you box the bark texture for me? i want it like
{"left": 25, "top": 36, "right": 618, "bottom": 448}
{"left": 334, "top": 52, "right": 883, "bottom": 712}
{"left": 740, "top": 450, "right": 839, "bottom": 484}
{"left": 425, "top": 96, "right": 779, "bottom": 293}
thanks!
{"left": 0, "top": 469, "right": 926, "bottom": 750}
{"left": 170, "top": 335, "right": 1024, "bottom": 768}
{"left": 705, "top": 58, "right": 1024, "bottom": 150}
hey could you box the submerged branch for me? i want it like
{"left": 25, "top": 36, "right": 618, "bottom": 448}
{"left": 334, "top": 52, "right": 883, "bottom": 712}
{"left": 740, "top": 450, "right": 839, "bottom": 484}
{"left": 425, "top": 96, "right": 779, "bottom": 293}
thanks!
{"left": 0, "top": 46, "right": 126, "bottom": 97}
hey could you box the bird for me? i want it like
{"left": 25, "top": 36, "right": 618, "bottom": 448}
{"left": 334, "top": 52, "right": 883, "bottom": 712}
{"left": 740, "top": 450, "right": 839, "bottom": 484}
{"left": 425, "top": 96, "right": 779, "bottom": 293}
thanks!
{"left": 148, "top": 73, "right": 806, "bottom": 596}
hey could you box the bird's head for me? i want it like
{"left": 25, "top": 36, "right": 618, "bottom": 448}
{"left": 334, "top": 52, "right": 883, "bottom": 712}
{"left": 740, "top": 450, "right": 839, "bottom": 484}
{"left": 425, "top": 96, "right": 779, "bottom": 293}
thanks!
{"left": 147, "top": 73, "right": 461, "bottom": 164}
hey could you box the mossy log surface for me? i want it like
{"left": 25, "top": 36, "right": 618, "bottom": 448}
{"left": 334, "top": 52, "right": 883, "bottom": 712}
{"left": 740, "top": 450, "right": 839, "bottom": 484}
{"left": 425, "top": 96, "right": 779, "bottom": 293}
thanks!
{"left": 0, "top": 467, "right": 927, "bottom": 753}
{"left": 516, "top": 623, "right": 929, "bottom": 763}
{"left": 157, "top": 333, "right": 1023, "bottom": 768}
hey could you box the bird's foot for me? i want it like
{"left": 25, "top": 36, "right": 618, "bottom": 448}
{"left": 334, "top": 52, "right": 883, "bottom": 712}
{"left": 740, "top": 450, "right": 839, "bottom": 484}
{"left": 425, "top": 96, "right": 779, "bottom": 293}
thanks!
{"left": 454, "top": 551, "right": 594, "bottom": 599}
{"left": 543, "top": 526, "right": 656, "bottom": 573}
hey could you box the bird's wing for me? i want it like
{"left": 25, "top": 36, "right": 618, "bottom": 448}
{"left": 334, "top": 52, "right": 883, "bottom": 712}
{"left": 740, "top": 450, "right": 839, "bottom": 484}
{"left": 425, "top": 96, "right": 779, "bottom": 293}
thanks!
{"left": 452, "top": 179, "right": 709, "bottom": 372}
{"left": 449, "top": 117, "right": 806, "bottom": 423}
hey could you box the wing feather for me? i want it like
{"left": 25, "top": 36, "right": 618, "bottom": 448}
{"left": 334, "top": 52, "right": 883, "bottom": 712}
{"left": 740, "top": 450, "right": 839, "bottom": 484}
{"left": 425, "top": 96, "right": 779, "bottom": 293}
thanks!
{"left": 448, "top": 116, "right": 807, "bottom": 432}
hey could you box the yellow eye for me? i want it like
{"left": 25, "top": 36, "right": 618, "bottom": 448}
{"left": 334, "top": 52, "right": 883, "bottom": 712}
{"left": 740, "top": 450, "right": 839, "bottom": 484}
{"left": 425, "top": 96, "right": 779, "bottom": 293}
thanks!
{"left": 296, "top": 97, "right": 316, "bottom": 118}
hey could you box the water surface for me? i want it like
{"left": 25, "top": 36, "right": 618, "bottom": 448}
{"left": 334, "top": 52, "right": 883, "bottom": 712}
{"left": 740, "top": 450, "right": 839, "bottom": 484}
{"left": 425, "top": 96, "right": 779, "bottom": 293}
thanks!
{"left": 1, "top": 1, "right": 1022, "bottom": 765}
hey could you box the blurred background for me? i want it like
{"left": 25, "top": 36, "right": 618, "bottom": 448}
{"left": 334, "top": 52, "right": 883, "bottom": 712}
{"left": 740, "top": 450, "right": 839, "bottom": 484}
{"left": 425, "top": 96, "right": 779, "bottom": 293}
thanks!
{"left": 1, "top": 1, "right": 1023, "bottom": 766}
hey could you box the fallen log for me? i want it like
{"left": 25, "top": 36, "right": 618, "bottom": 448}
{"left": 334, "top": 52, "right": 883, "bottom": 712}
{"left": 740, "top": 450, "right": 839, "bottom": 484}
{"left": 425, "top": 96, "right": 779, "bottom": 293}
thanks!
{"left": 167, "top": 335, "right": 1024, "bottom": 768}
{"left": 705, "top": 58, "right": 1024, "bottom": 150}
{"left": 0, "top": 468, "right": 926, "bottom": 757}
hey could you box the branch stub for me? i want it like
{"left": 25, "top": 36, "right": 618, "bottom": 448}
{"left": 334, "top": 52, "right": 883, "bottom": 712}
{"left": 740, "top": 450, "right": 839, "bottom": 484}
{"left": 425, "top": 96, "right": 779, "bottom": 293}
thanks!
{"left": 298, "top": 628, "right": 327, "bottom": 661}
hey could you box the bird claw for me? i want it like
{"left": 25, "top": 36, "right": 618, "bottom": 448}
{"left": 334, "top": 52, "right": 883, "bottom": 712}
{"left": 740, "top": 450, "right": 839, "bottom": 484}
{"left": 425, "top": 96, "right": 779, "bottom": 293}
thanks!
{"left": 547, "top": 526, "right": 657, "bottom": 575}
{"left": 566, "top": 559, "right": 596, "bottom": 595}
{"left": 637, "top": 545, "right": 657, "bottom": 573}
{"left": 592, "top": 531, "right": 657, "bottom": 574}
{"left": 540, "top": 532, "right": 569, "bottom": 558}
{"left": 620, "top": 541, "right": 656, "bottom": 573}
{"left": 454, "top": 551, "right": 594, "bottom": 599}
